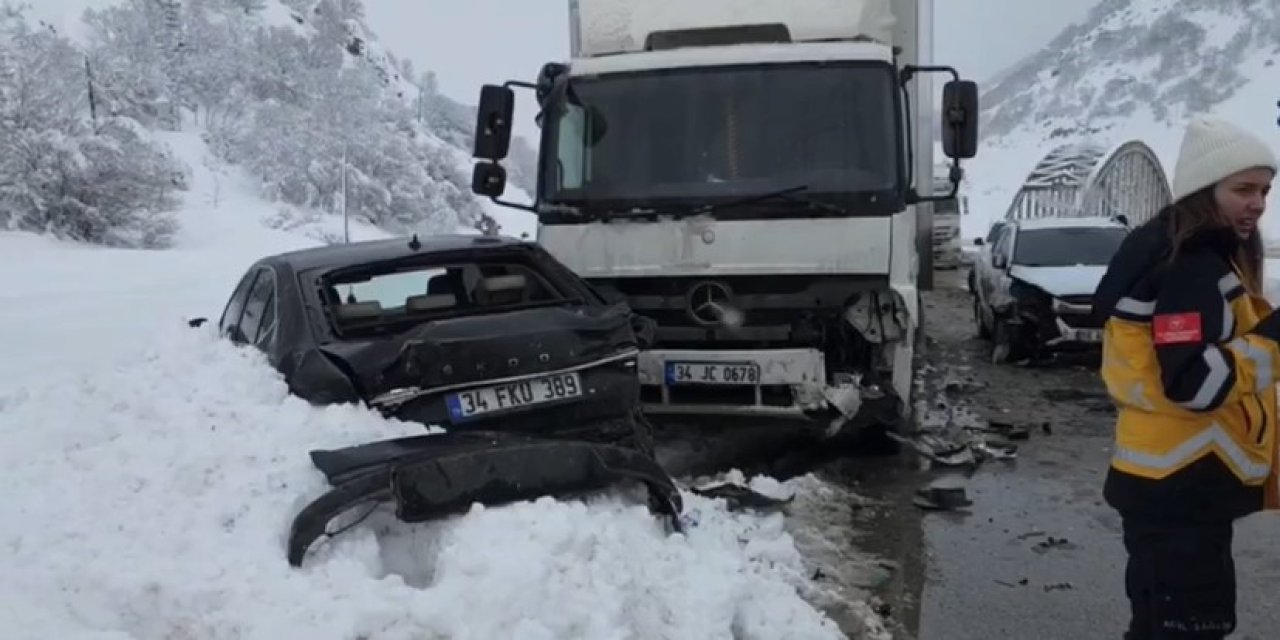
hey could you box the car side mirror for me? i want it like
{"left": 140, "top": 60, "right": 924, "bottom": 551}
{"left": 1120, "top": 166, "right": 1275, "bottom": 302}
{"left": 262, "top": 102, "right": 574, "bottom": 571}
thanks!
{"left": 472, "top": 162, "right": 508, "bottom": 197}
{"left": 973, "top": 238, "right": 984, "bottom": 246}
{"left": 187, "top": 317, "right": 208, "bottom": 328}
{"left": 941, "top": 80, "right": 979, "bottom": 159}
{"left": 473, "top": 84, "right": 515, "bottom": 160}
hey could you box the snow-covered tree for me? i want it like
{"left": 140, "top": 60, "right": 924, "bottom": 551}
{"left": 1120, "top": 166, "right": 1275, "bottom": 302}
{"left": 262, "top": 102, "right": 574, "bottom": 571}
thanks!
{"left": 0, "top": 2, "right": 184, "bottom": 247}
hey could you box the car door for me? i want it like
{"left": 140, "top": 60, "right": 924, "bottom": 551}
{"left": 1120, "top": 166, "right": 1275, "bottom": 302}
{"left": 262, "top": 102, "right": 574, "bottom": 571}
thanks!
{"left": 221, "top": 267, "right": 280, "bottom": 363}
{"left": 219, "top": 269, "right": 260, "bottom": 339}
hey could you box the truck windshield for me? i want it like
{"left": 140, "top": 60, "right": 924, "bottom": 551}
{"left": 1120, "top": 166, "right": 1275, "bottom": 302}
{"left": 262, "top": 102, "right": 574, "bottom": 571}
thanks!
{"left": 1013, "top": 227, "right": 1128, "bottom": 267}
{"left": 541, "top": 61, "right": 900, "bottom": 213}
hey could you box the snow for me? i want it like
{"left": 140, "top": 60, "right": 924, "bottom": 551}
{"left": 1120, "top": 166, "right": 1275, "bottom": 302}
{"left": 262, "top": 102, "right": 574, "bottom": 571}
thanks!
{"left": 573, "top": 0, "right": 895, "bottom": 57}
{"left": 2, "top": 124, "right": 868, "bottom": 639}
{"left": 0, "top": 321, "right": 843, "bottom": 639}
{"left": 571, "top": 40, "right": 894, "bottom": 76}
{"left": 258, "top": 1, "right": 309, "bottom": 37}
{"left": 961, "top": 3, "right": 1280, "bottom": 246}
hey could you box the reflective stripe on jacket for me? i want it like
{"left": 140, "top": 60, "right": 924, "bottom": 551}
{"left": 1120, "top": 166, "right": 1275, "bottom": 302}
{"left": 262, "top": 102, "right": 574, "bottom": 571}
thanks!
{"left": 1093, "top": 212, "right": 1280, "bottom": 522}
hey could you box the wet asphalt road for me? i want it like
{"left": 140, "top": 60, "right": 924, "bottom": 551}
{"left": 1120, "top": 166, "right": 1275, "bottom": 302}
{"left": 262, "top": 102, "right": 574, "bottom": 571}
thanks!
{"left": 868, "top": 268, "right": 1280, "bottom": 640}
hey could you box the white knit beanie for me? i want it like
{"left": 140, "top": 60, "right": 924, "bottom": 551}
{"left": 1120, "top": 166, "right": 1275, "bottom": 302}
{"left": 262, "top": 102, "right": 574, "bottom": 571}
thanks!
{"left": 1170, "top": 116, "right": 1277, "bottom": 202}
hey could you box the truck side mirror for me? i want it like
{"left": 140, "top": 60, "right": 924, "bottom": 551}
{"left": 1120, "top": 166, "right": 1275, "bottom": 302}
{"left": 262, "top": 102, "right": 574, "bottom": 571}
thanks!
{"left": 941, "top": 80, "right": 979, "bottom": 160}
{"left": 472, "top": 162, "right": 507, "bottom": 197}
{"left": 973, "top": 238, "right": 984, "bottom": 246}
{"left": 473, "top": 84, "right": 515, "bottom": 160}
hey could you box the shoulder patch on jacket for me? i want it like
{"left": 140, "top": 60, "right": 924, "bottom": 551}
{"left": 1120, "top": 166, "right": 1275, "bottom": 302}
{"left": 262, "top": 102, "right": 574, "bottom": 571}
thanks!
{"left": 1153, "top": 312, "right": 1203, "bottom": 345}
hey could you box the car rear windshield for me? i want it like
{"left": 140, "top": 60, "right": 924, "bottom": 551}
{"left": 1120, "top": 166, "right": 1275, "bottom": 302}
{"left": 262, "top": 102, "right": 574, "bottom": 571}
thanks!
{"left": 319, "top": 259, "right": 576, "bottom": 336}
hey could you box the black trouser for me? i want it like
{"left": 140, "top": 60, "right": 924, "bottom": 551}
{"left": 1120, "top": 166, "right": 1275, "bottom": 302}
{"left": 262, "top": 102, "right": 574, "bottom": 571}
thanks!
{"left": 1122, "top": 516, "right": 1237, "bottom": 639}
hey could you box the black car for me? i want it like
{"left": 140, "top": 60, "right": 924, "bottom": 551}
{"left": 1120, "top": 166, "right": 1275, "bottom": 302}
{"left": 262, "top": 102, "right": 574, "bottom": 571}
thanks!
{"left": 198, "top": 233, "right": 682, "bottom": 566}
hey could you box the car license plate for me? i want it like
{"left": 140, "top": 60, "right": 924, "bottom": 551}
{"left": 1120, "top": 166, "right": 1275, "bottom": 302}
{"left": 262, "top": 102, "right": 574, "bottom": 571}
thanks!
{"left": 446, "top": 372, "right": 582, "bottom": 421}
{"left": 665, "top": 361, "right": 760, "bottom": 385}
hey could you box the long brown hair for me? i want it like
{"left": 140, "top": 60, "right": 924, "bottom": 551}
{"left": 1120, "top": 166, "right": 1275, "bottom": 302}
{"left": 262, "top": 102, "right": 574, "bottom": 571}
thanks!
{"left": 1165, "top": 186, "right": 1265, "bottom": 295}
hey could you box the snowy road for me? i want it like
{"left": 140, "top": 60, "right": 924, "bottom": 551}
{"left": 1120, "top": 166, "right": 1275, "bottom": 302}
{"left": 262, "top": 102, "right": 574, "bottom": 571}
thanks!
{"left": 864, "top": 269, "right": 1280, "bottom": 640}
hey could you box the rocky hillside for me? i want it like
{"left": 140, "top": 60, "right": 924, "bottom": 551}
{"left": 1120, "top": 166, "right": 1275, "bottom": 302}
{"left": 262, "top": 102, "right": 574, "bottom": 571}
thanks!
{"left": 961, "top": 0, "right": 1280, "bottom": 237}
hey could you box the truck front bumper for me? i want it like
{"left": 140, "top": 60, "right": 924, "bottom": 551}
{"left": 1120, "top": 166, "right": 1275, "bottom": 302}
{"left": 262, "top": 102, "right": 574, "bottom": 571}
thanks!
{"left": 635, "top": 348, "right": 900, "bottom": 434}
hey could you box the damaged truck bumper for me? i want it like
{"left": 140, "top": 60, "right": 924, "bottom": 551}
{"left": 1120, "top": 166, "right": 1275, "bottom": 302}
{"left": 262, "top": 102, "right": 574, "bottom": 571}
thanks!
{"left": 634, "top": 348, "right": 902, "bottom": 437}
{"left": 286, "top": 432, "right": 683, "bottom": 567}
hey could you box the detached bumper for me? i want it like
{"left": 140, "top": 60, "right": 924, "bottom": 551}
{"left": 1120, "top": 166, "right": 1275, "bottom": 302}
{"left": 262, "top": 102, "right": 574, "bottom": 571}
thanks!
{"left": 286, "top": 432, "right": 683, "bottom": 567}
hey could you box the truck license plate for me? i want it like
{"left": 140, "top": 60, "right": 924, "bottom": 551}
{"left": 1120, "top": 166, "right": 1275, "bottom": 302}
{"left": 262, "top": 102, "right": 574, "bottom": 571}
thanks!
{"left": 665, "top": 361, "right": 760, "bottom": 385}
{"left": 446, "top": 372, "right": 582, "bottom": 421}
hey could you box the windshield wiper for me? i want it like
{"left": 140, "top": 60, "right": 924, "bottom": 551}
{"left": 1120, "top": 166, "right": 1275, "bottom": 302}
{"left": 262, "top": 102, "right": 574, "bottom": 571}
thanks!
{"left": 689, "top": 185, "right": 849, "bottom": 216}
{"left": 551, "top": 185, "right": 850, "bottom": 222}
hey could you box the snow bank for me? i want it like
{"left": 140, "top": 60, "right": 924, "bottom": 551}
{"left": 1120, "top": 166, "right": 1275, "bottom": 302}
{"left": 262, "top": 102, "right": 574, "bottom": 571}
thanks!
{"left": 0, "top": 324, "right": 843, "bottom": 639}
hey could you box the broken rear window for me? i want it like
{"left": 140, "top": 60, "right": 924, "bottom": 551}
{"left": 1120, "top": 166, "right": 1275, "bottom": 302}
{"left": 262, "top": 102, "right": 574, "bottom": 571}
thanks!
{"left": 319, "top": 259, "right": 575, "bottom": 336}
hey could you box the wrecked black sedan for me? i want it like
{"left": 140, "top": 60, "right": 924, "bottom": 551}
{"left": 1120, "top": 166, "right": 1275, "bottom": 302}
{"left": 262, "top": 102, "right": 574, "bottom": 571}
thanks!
{"left": 200, "top": 233, "right": 681, "bottom": 566}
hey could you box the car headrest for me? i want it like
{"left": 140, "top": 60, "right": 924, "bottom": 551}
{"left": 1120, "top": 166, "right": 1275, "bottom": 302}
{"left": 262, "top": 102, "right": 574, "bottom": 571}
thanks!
{"left": 479, "top": 274, "right": 526, "bottom": 293}
{"left": 405, "top": 293, "right": 457, "bottom": 312}
{"left": 333, "top": 301, "right": 382, "bottom": 320}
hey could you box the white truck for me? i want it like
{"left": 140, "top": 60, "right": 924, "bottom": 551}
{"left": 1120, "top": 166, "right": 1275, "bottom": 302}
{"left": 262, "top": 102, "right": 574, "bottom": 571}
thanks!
{"left": 466, "top": 0, "right": 978, "bottom": 443}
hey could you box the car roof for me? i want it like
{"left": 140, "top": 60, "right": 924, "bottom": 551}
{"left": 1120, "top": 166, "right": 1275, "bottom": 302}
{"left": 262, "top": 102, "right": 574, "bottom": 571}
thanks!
{"left": 261, "top": 233, "right": 535, "bottom": 272}
{"left": 1012, "top": 216, "right": 1126, "bottom": 231}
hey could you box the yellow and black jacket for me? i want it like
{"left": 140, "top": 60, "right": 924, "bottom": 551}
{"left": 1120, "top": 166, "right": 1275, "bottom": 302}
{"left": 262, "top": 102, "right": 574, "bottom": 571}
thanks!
{"left": 1094, "top": 211, "right": 1280, "bottom": 523}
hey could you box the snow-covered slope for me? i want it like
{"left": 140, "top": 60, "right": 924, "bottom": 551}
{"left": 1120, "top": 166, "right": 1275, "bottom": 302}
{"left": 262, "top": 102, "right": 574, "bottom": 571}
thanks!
{"left": 963, "top": 0, "right": 1280, "bottom": 240}
{"left": 0, "top": 127, "right": 885, "bottom": 639}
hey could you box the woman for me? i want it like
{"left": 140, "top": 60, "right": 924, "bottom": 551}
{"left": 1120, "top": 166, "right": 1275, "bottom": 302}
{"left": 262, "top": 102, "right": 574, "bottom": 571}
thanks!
{"left": 1093, "top": 116, "right": 1277, "bottom": 639}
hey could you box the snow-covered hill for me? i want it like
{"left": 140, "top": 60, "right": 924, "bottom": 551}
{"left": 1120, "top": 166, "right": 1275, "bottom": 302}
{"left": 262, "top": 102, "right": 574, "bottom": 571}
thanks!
{"left": 3, "top": 0, "right": 538, "bottom": 244}
{"left": 962, "top": 0, "right": 1280, "bottom": 239}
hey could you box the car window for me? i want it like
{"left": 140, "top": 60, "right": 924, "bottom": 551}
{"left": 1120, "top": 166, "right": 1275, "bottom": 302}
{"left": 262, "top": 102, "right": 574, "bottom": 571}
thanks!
{"left": 1013, "top": 226, "right": 1128, "bottom": 266}
{"left": 333, "top": 263, "right": 558, "bottom": 311}
{"left": 219, "top": 269, "right": 260, "bottom": 338}
{"left": 321, "top": 259, "right": 570, "bottom": 336}
{"left": 236, "top": 269, "right": 275, "bottom": 346}
{"left": 253, "top": 286, "right": 277, "bottom": 352}
{"left": 991, "top": 227, "right": 1015, "bottom": 264}
{"left": 338, "top": 268, "right": 447, "bottom": 308}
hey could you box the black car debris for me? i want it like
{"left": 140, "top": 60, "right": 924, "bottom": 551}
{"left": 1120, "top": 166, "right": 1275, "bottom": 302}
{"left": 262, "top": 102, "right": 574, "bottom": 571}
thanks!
{"left": 194, "top": 233, "right": 682, "bottom": 566}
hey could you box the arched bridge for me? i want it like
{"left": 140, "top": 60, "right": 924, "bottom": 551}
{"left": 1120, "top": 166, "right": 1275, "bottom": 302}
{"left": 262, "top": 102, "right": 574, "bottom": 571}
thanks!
{"left": 1004, "top": 140, "right": 1172, "bottom": 225}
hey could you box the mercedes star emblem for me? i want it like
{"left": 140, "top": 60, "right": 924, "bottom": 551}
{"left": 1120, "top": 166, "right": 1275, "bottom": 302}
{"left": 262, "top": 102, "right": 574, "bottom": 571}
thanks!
{"left": 686, "top": 281, "right": 733, "bottom": 326}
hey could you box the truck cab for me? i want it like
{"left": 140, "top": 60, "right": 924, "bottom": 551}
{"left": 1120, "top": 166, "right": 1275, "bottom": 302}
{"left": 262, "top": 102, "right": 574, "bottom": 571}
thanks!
{"left": 466, "top": 0, "right": 978, "bottom": 442}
